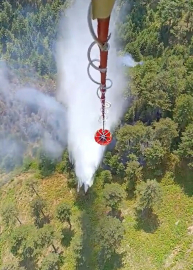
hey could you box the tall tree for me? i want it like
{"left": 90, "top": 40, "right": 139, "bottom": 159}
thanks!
{"left": 37, "top": 224, "right": 58, "bottom": 253}
{"left": 1, "top": 202, "right": 22, "bottom": 226}
{"left": 30, "top": 196, "right": 47, "bottom": 227}
{"left": 103, "top": 183, "right": 126, "bottom": 215}
{"left": 56, "top": 202, "right": 72, "bottom": 229}
{"left": 96, "top": 216, "right": 124, "bottom": 263}
{"left": 116, "top": 122, "right": 153, "bottom": 157}
{"left": 99, "top": 170, "right": 113, "bottom": 185}
{"left": 135, "top": 179, "right": 162, "bottom": 216}
{"left": 153, "top": 118, "right": 178, "bottom": 149}
{"left": 176, "top": 123, "right": 193, "bottom": 168}
{"left": 41, "top": 253, "right": 60, "bottom": 270}
{"left": 10, "top": 225, "right": 39, "bottom": 261}
{"left": 125, "top": 154, "right": 143, "bottom": 193}
{"left": 143, "top": 140, "right": 166, "bottom": 175}
{"left": 173, "top": 94, "right": 193, "bottom": 131}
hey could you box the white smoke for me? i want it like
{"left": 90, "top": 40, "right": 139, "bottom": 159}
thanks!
{"left": 118, "top": 54, "right": 143, "bottom": 67}
{"left": 56, "top": 0, "right": 129, "bottom": 191}
{"left": 0, "top": 61, "right": 67, "bottom": 174}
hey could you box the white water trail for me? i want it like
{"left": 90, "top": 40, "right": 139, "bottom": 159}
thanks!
{"left": 56, "top": 0, "right": 127, "bottom": 191}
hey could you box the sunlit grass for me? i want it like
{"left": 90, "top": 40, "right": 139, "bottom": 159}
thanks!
{"left": 0, "top": 171, "right": 192, "bottom": 269}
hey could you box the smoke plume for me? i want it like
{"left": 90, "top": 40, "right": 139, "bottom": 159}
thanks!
{"left": 119, "top": 54, "right": 143, "bottom": 67}
{"left": 0, "top": 61, "right": 67, "bottom": 174}
{"left": 56, "top": 0, "right": 128, "bottom": 191}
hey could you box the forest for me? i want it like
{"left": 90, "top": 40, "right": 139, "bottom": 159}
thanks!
{"left": 0, "top": 0, "right": 193, "bottom": 269}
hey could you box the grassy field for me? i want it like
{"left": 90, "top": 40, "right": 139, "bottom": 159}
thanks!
{"left": 0, "top": 169, "right": 192, "bottom": 270}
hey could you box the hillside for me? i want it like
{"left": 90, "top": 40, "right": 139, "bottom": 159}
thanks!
{"left": 0, "top": 168, "right": 192, "bottom": 270}
{"left": 0, "top": 0, "right": 193, "bottom": 270}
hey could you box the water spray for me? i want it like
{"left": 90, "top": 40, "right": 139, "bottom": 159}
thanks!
{"left": 56, "top": 0, "right": 128, "bottom": 190}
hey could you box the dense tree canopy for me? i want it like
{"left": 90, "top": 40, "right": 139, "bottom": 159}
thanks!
{"left": 0, "top": 0, "right": 193, "bottom": 269}
{"left": 0, "top": 0, "right": 70, "bottom": 75}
